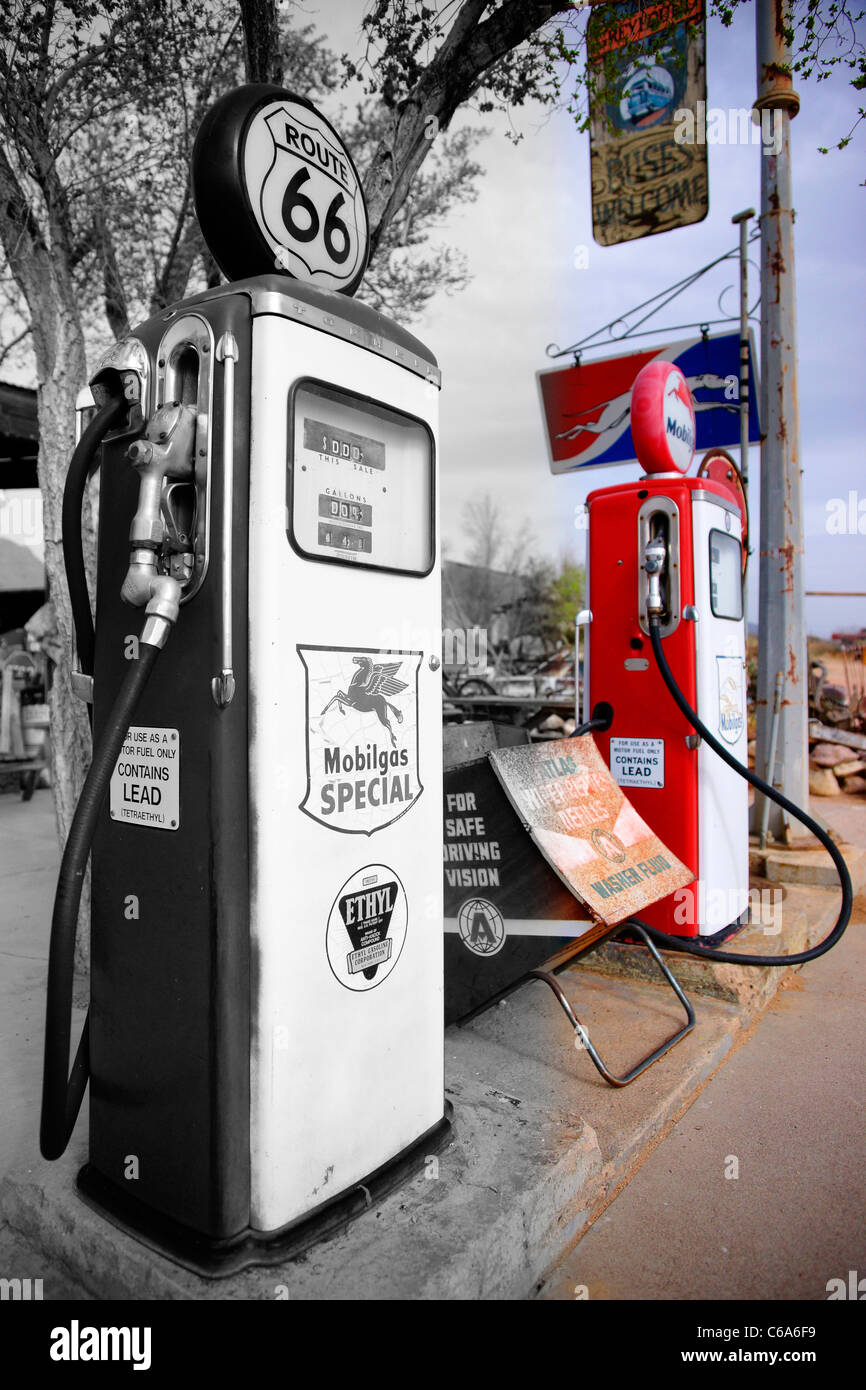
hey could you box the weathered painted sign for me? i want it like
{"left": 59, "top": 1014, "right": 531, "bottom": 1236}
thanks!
{"left": 488, "top": 736, "right": 693, "bottom": 927}
{"left": 588, "top": 0, "right": 707, "bottom": 245}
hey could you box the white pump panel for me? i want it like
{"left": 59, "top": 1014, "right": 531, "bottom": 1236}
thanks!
{"left": 691, "top": 492, "right": 749, "bottom": 932}
{"left": 247, "top": 312, "right": 443, "bottom": 1232}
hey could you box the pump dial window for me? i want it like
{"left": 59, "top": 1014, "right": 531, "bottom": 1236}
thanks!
{"left": 709, "top": 528, "right": 743, "bottom": 620}
{"left": 289, "top": 382, "right": 433, "bottom": 575}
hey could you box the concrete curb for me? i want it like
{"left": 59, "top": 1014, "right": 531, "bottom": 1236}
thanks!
{"left": 568, "top": 877, "right": 846, "bottom": 1005}
{"left": 750, "top": 841, "right": 866, "bottom": 890}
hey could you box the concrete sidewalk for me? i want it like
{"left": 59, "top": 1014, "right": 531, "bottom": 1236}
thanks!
{"left": 538, "top": 819, "right": 866, "bottom": 1301}
{"left": 0, "top": 786, "right": 862, "bottom": 1299}
{"left": 0, "top": 789, "right": 60, "bottom": 1183}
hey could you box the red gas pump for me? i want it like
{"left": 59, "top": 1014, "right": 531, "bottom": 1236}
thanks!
{"left": 584, "top": 361, "right": 749, "bottom": 938}
{"left": 579, "top": 360, "right": 853, "bottom": 965}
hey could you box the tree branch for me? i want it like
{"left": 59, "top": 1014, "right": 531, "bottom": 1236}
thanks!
{"left": 43, "top": 26, "right": 119, "bottom": 122}
{"left": 0, "top": 144, "right": 52, "bottom": 311}
{"left": 364, "top": 0, "right": 575, "bottom": 258}
{"left": 93, "top": 199, "right": 130, "bottom": 337}
{"left": 0, "top": 320, "right": 31, "bottom": 368}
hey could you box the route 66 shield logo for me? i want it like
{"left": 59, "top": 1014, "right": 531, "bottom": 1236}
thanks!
{"left": 244, "top": 99, "right": 368, "bottom": 292}
{"left": 299, "top": 645, "right": 423, "bottom": 835}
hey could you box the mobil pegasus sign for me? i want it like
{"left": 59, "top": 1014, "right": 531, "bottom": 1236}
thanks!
{"left": 537, "top": 331, "right": 760, "bottom": 474}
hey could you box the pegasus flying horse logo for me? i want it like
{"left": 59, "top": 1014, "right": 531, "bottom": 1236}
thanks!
{"left": 298, "top": 645, "right": 423, "bottom": 835}
{"left": 666, "top": 376, "right": 694, "bottom": 410}
{"left": 320, "top": 656, "right": 407, "bottom": 748}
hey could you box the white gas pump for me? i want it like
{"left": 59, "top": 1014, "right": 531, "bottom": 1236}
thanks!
{"left": 41, "top": 85, "right": 449, "bottom": 1274}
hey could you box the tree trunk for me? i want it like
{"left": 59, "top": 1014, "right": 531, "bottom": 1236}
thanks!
{"left": 362, "top": 1, "right": 575, "bottom": 256}
{"left": 32, "top": 291, "right": 93, "bottom": 969}
{"left": 239, "top": 0, "right": 283, "bottom": 83}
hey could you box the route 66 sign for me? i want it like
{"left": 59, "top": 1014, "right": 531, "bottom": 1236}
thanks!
{"left": 193, "top": 84, "right": 370, "bottom": 295}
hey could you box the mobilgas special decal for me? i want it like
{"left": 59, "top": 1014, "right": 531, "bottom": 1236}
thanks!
{"left": 326, "top": 864, "right": 407, "bottom": 990}
{"left": 298, "top": 645, "right": 423, "bottom": 834}
{"left": 109, "top": 726, "right": 180, "bottom": 831}
{"left": 457, "top": 897, "right": 506, "bottom": 957}
{"left": 717, "top": 655, "right": 746, "bottom": 745}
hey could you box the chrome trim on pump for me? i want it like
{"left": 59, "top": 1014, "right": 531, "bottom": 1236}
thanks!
{"left": 575, "top": 609, "right": 593, "bottom": 725}
{"left": 638, "top": 496, "right": 681, "bottom": 638}
{"left": 154, "top": 314, "right": 215, "bottom": 603}
{"left": 90, "top": 336, "right": 150, "bottom": 434}
{"left": 251, "top": 289, "right": 441, "bottom": 386}
{"left": 211, "top": 330, "right": 238, "bottom": 708}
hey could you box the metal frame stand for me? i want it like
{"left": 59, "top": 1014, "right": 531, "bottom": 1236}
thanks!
{"left": 529, "top": 924, "right": 695, "bottom": 1088}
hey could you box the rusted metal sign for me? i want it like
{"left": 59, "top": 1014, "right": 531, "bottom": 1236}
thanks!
{"left": 488, "top": 736, "right": 693, "bottom": 926}
{"left": 588, "top": 0, "right": 707, "bottom": 246}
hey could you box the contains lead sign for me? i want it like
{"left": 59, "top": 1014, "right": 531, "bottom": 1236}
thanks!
{"left": 109, "top": 726, "right": 180, "bottom": 830}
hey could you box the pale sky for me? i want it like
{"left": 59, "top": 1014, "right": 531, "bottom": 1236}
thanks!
{"left": 314, "top": 0, "right": 866, "bottom": 638}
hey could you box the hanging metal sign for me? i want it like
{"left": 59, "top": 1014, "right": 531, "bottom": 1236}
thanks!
{"left": 588, "top": 0, "right": 707, "bottom": 246}
{"left": 537, "top": 330, "right": 760, "bottom": 474}
{"left": 192, "top": 84, "right": 370, "bottom": 294}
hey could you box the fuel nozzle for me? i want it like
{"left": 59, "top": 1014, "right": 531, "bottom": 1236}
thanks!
{"left": 122, "top": 402, "right": 196, "bottom": 606}
{"left": 644, "top": 535, "right": 668, "bottom": 618}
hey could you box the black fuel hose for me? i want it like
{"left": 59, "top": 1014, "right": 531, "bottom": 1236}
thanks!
{"left": 40, "top": 640, "right": 161, "bottom": 1159}
{"left": 625, "top": 617, "right": 853, "bottom": 967}
{"left": 572, "top": 702, "right": 614, "bottom": 739}
{"left": 62, "top": 394, "right": 127, "bottom": 686}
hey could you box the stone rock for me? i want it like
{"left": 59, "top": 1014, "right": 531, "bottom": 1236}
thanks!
{"left": 810, "top": 742, "right": 851, "bottom": 768}
{"left": 841, "top": 775, "right": 866, "bottom": 795}
{"left": 539, "top": 714, "right": 565, "bottom": 732}
{"left": 834, "top": 759, "right": 866, "bottom": 778}
{"left": 809, "top": 766, "right": 841, "bottom": 797}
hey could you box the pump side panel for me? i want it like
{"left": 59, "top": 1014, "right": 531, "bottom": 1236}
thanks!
{"left": 587, "top": 481, "right": 701, "bottom": 935}
{"left": 691, "top": 495, "right": 749, "bottom": 929}
{"left": 247, "top": 314, "right": 444, "bottom": 1232}
{"left": 89, "top": 294, "right": 252, "bottom": 1238}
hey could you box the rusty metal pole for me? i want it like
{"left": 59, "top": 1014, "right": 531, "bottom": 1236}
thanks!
{"left": 751, "top": 0, "right": 805, "bottom": 843}
{"left": 731, "top": 207, "right": 754, "bottom": 490}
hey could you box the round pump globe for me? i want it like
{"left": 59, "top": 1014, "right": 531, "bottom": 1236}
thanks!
{"left": 630, "top": 360, "right": 696, "bottom": 475}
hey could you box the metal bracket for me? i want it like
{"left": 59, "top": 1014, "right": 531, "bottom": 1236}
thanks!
{"left": 529, "top": 923, "right": 695, "bottom": 1087}
{"left": 71, "top": 672, "right": 93, "bottom": 704}
{"left": 575, "top": 609, "right": 592, "bottom": 725}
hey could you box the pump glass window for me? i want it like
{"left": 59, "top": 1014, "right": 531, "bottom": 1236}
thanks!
{"left": 289, "top": 383, "right": 433, "bottom": 574}
{"left": 709, "top": 529, "right": 743, "bottom": 620}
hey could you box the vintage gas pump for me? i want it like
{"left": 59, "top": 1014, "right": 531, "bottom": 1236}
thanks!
{"left": 583, "top": 360, "right": 749, "bottom": 938}
{"left": 41, "top": 86, "right": 449, "bottom": 1273}
{"left": 581, "top": 360, "right": 853, "bottom": 965}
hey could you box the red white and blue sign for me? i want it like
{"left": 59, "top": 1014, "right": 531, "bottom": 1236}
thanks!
{"left": 537, "top": 331, "right": 760, "bottom": 474}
